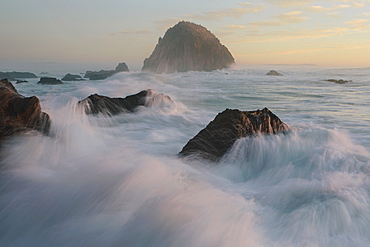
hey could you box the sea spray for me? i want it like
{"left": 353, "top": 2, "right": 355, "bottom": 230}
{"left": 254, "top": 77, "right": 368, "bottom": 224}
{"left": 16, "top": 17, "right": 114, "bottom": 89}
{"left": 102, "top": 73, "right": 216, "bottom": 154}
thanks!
{"left": 1, "top": 67, "right": 370, "bottom": 246}
{"left": 214, "top": 127, "right": 370, "bottom": 246}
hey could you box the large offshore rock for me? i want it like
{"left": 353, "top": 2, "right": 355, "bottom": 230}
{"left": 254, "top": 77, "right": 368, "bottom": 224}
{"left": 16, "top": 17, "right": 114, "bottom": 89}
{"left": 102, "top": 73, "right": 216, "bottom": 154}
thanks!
{"left": 142, "top": 21, "right": 235, "bottom": 73}
{"left": 179, "top": 108, "right": 289, "bottom": 161}
{"left": 0, "top": 79, "right": 50, "bottom": 141}
{"left": 79, "top": 89, "right": 172, "bottom": 116}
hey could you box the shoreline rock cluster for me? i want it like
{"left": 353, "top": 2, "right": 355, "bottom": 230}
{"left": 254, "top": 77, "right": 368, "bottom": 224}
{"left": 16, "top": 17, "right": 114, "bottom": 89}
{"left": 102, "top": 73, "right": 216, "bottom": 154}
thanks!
{"left": 0, "top": 79, "right": 289, "bottom": 164}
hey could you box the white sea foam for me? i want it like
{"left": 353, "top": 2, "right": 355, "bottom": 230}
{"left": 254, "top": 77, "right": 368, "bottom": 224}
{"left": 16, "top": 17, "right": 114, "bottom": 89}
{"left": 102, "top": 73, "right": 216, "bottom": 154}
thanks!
{"left": 1, "top": 67, "right": 370, "bottom": 246}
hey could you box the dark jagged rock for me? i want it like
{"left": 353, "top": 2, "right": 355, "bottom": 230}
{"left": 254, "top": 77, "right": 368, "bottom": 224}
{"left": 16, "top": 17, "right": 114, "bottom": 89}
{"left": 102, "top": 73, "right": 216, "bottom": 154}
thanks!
{"left": 16, "top": 80, "right": 28, "bottom": 84}
{"left": 62, "top": 73, "right": 85, "bottom": 81}
{"left": 179, "top": 108, "right": 289, "bottom": 162}
{"left": 0, "top": 79, "right": 51, "bottom": 141}
{"left": 325, "top": 79, "right": 352, "bottom": 84}
{"left": 84, "top": 62, "right": 129, "bottom": 80}
{"left": 37, "top": 77, "right": 63, "bottom": 85}
{"left": 79, "top": 89, "right": 172, "bottom": 116}
{"left": 0, "top": 71, "right": 38, "bottom": 81}
{"left": 115, "top": 62, "right": 129, "bottom": 73}
{"left": 142, "top": 21, "right": 235, "bottom": 74}
{"left": 266, "top": 70, "right": 283, "bottom": 76}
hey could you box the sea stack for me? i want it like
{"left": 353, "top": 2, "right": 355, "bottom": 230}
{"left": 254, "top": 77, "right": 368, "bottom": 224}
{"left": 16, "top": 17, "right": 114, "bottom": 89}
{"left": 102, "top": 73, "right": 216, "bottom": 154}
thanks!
{"left": 142, "top": 21, "right": 235, "bottom": 73}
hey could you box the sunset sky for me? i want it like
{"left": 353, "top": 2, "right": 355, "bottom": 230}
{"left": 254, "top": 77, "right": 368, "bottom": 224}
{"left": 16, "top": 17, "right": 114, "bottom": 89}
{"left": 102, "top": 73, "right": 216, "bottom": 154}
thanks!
{"left": 1, "top": 0, "right": 370, "bottom": 72}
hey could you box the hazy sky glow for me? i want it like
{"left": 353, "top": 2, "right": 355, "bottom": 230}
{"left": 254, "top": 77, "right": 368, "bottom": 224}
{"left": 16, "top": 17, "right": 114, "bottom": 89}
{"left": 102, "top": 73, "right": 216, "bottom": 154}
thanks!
{"left": 1, "top": 0, "right": 370, "bottom": 71}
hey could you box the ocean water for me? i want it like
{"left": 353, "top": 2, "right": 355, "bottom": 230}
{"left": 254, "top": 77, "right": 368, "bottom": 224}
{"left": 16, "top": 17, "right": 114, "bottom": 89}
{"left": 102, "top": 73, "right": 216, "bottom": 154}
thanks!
{"left": 1, "top": 66, "right": 370, "bottom": 246}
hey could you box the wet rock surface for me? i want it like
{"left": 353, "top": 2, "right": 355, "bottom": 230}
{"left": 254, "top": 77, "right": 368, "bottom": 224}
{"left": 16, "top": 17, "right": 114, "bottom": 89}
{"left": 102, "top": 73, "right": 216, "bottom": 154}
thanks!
{"left": 179, "top": 108, "right": 289, "bottom": 161}
{"left": 79, "top": 89, "right": 172, "bottom": 116}
{"left": 0, "top": 79, "right": 50, "bottom": 141}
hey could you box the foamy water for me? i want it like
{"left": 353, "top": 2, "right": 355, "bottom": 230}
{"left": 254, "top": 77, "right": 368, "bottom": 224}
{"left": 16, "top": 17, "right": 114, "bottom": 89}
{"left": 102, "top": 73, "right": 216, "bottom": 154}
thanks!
{"left": 1, "top": 66, "right": 370, "bottom": 246}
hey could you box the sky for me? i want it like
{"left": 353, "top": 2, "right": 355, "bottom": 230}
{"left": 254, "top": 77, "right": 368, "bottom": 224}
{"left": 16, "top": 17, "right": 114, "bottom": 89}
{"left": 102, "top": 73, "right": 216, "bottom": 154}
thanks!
{"left": 1, "top": 0, "right": 370, "bottom": 72}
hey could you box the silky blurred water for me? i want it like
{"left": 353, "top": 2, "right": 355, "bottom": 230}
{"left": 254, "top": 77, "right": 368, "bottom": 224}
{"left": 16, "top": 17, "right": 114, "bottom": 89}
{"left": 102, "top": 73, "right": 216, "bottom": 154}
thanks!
{"left": 1, "top": 66, "right": 370, "bottom": 246}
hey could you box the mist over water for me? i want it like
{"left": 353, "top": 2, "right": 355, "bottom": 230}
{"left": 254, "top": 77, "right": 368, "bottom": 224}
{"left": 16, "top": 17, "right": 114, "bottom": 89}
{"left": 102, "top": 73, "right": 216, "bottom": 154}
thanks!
{"left": 1, "top": 67, "right": 370, "bottom": 246}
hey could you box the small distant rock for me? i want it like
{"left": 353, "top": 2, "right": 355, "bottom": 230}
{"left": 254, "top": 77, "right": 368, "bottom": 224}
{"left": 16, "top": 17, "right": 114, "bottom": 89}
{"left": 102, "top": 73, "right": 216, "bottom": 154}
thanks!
{"left": 325, "top": 79, "right": 352, "bottom": 84}
{"left": 62, "top": 73, "right": 85, "bottom": 81}
{"left": 115, "top": 62, "right": 129, "bottom": 73}
{"left": 37, "top": 77, "right": 63, "bottom": 85}
{"left": 84, "top": 62, "right": 129, "bottom": 80}
{"left": 179, "top": 108, "right": 289, "bottom": 162}
{"left": 78, "top": 89, "right": 172, "bottom": 116}
{"left": 16, "top": 80, "right": 28, "bottom": 84}
{"left": 84, "top": 70, "right": 115, "bottom": 80}
{"left": 266, "top": 70, "right": 283, "bottom": 76}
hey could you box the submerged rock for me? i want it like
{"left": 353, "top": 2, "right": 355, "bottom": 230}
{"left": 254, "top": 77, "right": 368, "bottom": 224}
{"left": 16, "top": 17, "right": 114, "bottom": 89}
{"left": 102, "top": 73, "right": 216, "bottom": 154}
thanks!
{"left": 16, "top": 80, "right": 28, "bottom": 84}
{"left": 266, "top": 70, "right": 283, "bottom": 76}
{"left": 179, "top": 108, "right": 289, "bottom": 162}
{"left": 37, "top": 77, "right": 63, "bottom": 85}
{"left": 79, "top": 89, "right": 172, "bottom": 116}
{"left": 325, "top": 79, "right": 352, "bottom": 84}
{"left": 62, "top": 73, "right": 85, "bottom": 81}
{"left": 84, "top": 62, "right": 129, "bottom": 80}
{"left": 142, "top": 21, "right": 235, "bottom": 73}
{"left": 0, "top": 79, "right": 50, "bottom": 141}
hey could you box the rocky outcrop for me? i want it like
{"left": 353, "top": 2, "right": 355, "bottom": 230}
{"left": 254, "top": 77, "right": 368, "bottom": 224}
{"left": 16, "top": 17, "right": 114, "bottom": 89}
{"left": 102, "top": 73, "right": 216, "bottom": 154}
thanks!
{"left": 62, "top": 73, "right": 85, "bottom": 81}
{"left": 84, "top": 62, "right": 129, "bottom": 80}
{"left": 0, "top": 71, "right": 38, "bottom": 81}
{"left": 266, "top": 70, "right": 283, "bottom": 76}
{"left": 0, "top": 79, "right": 50, "bottom": 141}
{"left": 142, "top": 21, "right": 235, "bottom": 74}
{"left": 37, "top": 77, "right": 63, "bottom": 85}
{"left": 179, "top": 108, "right": 289, "bottom": 161}
{"left": 325, "top": 79, "right": 352, "bottom": 84}
{"left": 79, "top": 89, "right": 172, "bottom": 116}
